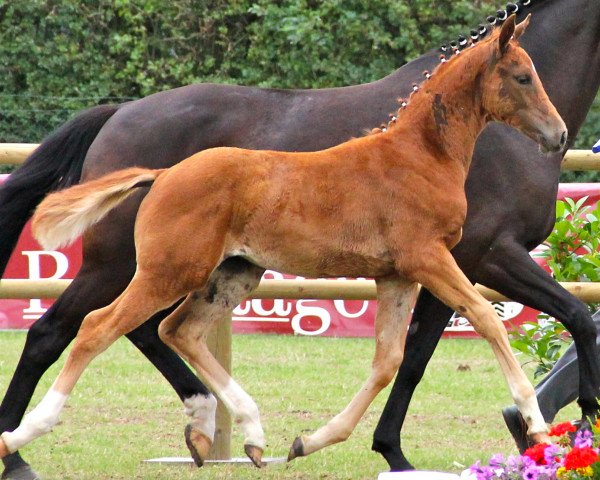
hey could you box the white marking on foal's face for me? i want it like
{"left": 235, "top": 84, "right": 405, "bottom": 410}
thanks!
{"left": 530, "top": 59, "right": 537, "bottom": 74}
{"left": 1, "top": 389, "right": 68, "bottom": 452}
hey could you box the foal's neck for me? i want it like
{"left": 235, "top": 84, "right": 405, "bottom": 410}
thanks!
{"left": 390, "top": 43, "right": 492, "bottom": 173}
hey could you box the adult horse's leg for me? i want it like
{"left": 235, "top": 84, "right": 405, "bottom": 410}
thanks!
{"left": 371, "top": 289, "right": 453, "bottom": 471}
{"left": 0, "top": 269, "right": 120, "bottom": 480}
{"left": 473, "top": 242, "right": 600, "bottom": 450}
{"left": 501, "top": 341, "right": 581, "bottom": 452}
{"left": 0, "top": 203, "right": 212, "bottom": 480}
{"left": 413, "top": 246, "right": 550, "bottom": 444}
{"left": 502, "top": 314, "right": 600, "bottom": 451}
{"left": 288, "top": 277, "right": 419, "bottom": 461}
{"left": 0, "top": 272, "right": 185, "bottom": 460}
{"left": 522, "top": 309, "right": 600, "bottom": 426}
{"left": 475, "top": 241, "right": 600, "bottom": 420}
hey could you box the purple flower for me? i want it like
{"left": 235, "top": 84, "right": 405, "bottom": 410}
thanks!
{"left": 505, "top": 454, "right": 523, "bottom": 471}
{"left": 469, "top": 461, "right": 496, "bottom": 480}
{"left": 488, "top": 453, "right": 505, "bottom": 468}
{"left": 543, "top": 443, "right": 563, "bottom": 466}
{"left": 522, "top": 464, "right": 541, "bottom": 480}
{"left": 574, "top": 428, "right": 594, "bottom": 448}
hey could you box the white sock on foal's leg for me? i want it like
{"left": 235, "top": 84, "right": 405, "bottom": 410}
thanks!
{"left": 220, "top": 378, "right": 265, "bottom": 450}
{"left": 183, "top": 393, "right": 218, "bottom": 442}
{"left": 1, "top": 389, "right": 68, "bottom": 452}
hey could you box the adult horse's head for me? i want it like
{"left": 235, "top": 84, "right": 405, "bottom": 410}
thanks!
{"left": 482, "top": 14, "right": 567, "bottom": 153}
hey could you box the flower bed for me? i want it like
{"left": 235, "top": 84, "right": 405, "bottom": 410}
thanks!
{"left": 466, "top": 421, "right": 600, "bottom": 479}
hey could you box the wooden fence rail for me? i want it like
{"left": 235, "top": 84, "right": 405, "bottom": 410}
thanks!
{"left": 3, "top": 278, "right": 600, "bottom": 303}
{"left": 0, "top": 143, "right": 599, "bottom": 170}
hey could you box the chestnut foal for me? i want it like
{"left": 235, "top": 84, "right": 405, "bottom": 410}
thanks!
{"left": 1, "top": 15, "right": 566, "bottom": 467}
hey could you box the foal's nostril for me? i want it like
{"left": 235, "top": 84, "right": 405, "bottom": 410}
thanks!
{"left": 560, "top": 131, "right": 567, "bottom": 148}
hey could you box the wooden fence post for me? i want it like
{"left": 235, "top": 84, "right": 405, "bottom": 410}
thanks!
{"left": 204, "top": 316, "right": 232, "bottom": 460}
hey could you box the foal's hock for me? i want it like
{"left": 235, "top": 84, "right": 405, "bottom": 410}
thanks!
{"left": 1, "top": 15, "right": 566, "bottom": 468}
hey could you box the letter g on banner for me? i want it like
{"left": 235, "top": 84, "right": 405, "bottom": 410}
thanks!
{"left": 291, "top": 300, "right": 331, "bottom": 336}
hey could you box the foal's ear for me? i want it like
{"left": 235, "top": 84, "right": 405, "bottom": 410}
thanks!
{"left": 498, "top": 14, "right": 516, "bottom": 55}
{"left": 514, "top": 14, "right": 531, "bottom": 40}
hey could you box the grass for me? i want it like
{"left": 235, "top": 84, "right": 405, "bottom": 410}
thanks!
{"left": 0, "top": 332, "right": 579, "bottom": 479}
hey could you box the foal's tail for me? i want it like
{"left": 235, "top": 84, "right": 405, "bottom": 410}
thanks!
{"left": 0, "top": 104, "right": 118, "bottom": 277}
{"left": 32, "top": 167, "right": 166, "bottom": 251}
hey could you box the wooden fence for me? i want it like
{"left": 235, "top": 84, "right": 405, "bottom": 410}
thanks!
{"left": 1, "top": 143, "right": 600, "bottom": 169}
{"left": 1, "top": 143, "right": 600, "bottom": 460}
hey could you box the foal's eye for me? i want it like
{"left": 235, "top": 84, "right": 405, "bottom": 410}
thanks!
{"left": 515, "top": 74, "right": 532, "bottom": 85}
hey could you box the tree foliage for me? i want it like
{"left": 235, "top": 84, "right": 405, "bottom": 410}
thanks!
{"left": 0, "top": 0, "right": 598, "bottom": 156}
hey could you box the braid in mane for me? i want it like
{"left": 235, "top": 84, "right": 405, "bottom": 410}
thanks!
{"left": 366, "top": 1, "right": 536, "bottom": 136}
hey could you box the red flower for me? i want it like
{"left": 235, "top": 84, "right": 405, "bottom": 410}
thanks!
{"left": 523, "top": 443, "right": 551, "bottom": 465}
{"left": 563, "top": 446, "right": 600, "bottom": 470}
{"left": 548, "top": 421, "right": 577, "bottom": 437}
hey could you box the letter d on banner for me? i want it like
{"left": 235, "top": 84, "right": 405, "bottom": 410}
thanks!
{"left": 22, "top": 251, "right": 69, "bottom": 321}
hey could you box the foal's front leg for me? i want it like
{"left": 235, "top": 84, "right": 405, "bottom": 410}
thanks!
{"left": 288, "top": 276, "right": 418, "bottom": 461}
{"left": 414, "top": 246, "right": 550, "bottom": 444}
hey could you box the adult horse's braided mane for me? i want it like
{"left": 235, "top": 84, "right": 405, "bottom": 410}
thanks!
{"left": 369, "top": 0, "right": 536, "bottom": 135}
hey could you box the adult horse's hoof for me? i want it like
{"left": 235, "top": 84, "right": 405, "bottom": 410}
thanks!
{"left": 287, "top": 436, "right": 305, "bottom": 462}
{"left": 501, "top": 406, "right": 530, "bottom": 453}
{"left": 244, "top": 444, "right": 264, "bottom": 468}
{"left": 1, "top": 466, "right": 41, "bottom": 480}
{"left": 184, "top": 423, "right": 212, "bottom": 467}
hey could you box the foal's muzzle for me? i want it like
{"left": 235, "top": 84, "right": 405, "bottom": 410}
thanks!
{"left": 539, "top": 128, "right": 568, "bottom": 154}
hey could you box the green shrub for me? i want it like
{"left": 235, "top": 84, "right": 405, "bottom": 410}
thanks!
{"left": 510, "top": 198, "right": 600, "bottom": 377}
{"left": 1, "top": 0, "right": 497, "bottom": 142}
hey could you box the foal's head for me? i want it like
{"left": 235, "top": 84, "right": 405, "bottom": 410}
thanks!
{"left": 481, "top": 14, "right": 567, "bottom": 153}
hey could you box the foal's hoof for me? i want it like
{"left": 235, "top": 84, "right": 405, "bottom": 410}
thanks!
{"left": 287, "top": 436, "right": 305, "bottom": 462}
{"left": 244, "top": 444, "right": 264, "bottom": 468}
{"left": 184, "top": 423, "right": 212, "bottom": 467}
{"left": 1, "top": 466, "right": 41, "bottom": 480}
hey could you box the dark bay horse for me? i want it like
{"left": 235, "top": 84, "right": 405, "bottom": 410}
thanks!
{"left": 0, "top": 0, "right": 599, "bottom": 477}
{"left": 0, "top": 18, "right": 566, "bottom": 468}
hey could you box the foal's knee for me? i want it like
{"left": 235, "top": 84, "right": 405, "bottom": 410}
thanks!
{"left": 157, "top": 321, "right": 175, "bottom": 345}
{"left": 470, "top": 304, "right": 505, "bottom": 341}
{"left": 373, "top": 353, "right": 404, "bottom": 389}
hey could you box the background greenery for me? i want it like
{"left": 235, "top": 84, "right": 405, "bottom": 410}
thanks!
{"left": 2, "top": 0, "right": 598, "bottom": 177}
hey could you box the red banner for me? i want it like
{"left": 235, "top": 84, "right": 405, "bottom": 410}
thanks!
{"left": 1, "top": 173, "right": 598, "bottom": 337}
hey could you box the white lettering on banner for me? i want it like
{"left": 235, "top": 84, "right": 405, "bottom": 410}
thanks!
{"left": 291, "top": 300, "right": 331, "bottom": 336}
{"left": 446, "top": 301, "right": 525, "bottom": 332}
{"left": 333, "top": 299, "right": 369, "bottom": 318}
{"left": 250, "top": 298, "right": 293, "bottom": 317}
{"left": 231, "top": 271, "right": 371, "bottom": 336}
{"left": 233, "top": 301, "right": 253, "bottom": 316}
{"left": 22, "top": 251, "right": 69, "bottom": 321}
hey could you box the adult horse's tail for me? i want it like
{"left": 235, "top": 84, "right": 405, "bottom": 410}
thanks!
{"left": 0, "top": 104, "right": 119, "bottom": 276}
{"left": 32, "top": 167, "right": 165, "bottom": 251}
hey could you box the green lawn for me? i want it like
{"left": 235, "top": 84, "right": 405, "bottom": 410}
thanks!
{"left": 0, "top": 332, "right": 579, "bottom": 479}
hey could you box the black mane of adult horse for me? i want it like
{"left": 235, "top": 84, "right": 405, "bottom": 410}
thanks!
{"left": 0, "top": 1, "right": 599, "bottom": 478}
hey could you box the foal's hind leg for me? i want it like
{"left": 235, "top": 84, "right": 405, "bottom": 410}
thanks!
{"left": 0, "top": 273, "right": 185, "bottom": 457}
{"left": 412, "top": 246, "right": 550, "bottom": 443}
{"left": 158, "top": 259, "right": 266, "bottom": 467}
{"left": 288, "top": 276, "right": 418, "bottom": 461}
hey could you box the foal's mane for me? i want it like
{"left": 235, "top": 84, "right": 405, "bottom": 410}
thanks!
{"left": 368, "top": 1, "right": 534, "bottom": 136}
